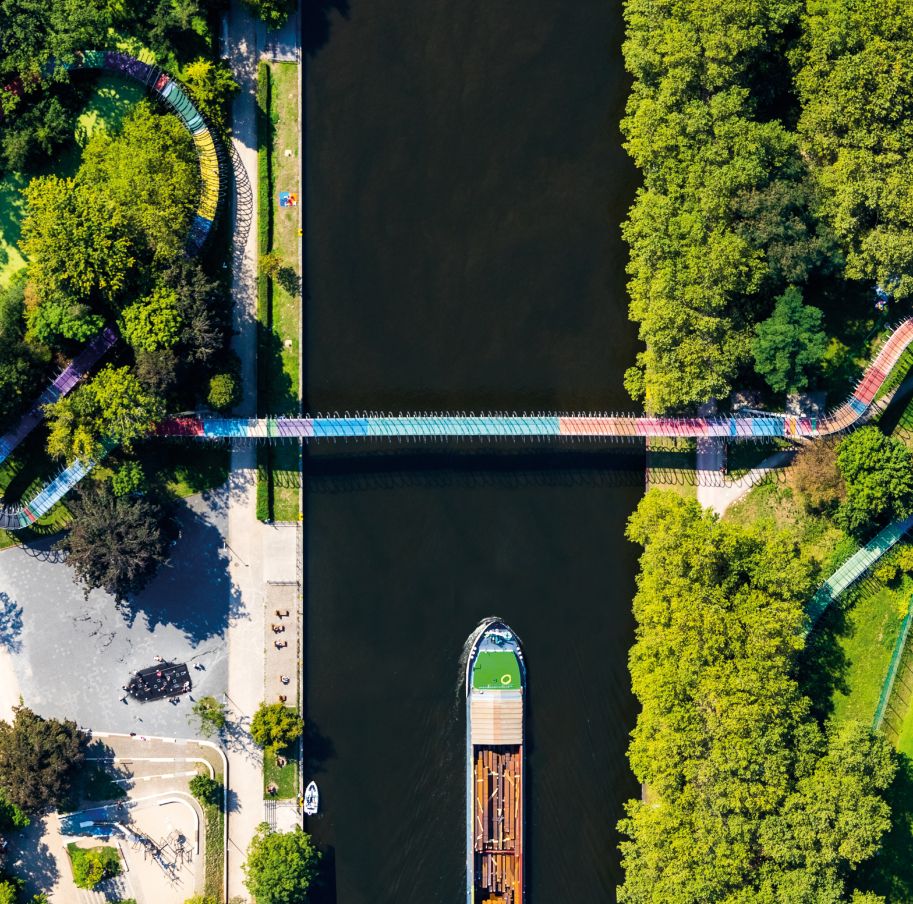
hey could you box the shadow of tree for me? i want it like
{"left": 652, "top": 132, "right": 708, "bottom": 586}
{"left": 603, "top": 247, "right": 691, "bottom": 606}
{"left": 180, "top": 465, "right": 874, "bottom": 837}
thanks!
{"left": 276, "top": 265, "right": 300, "bottom": 297}
{"left": 6, "top": 815, "right": 60, "bottom": 899}
{"left": 0, "top": 592, "right": 23, "bottom": 654}
{"left": 302, "top": 0, "right": 351, "bottom": 57}
{"left": 859, "top": 753, "right": 913, "bottom": 900}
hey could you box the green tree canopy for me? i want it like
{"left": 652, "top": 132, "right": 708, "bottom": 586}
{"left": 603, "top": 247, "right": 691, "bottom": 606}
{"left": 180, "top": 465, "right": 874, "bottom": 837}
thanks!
{"left": 243, "top": 823, "right": 320, "bottom": 904}
{"left": 0, "top": 705, "right": 85, "bottom": 812}
{"left": 250, "top": 703, "right": 304, "bottom": 752}
{"left": 751, "top": 286, "right": 828, "bottom": 393}
{"left": 21, "top": 173, "right": 137, "bottom": 303}
{"left": 46, "top": 365, "right": 164, "bottom": 463}
{"left": 183, "top": 57, "right": 239, "bottom": 134}
{"left": 121, "top": 287, "right": 183, "bottom": 352}
{"left": 836, "top": 427, "right": 913, "bottom": 536}
{"left": 77, "top": 101, "right": 199, "bottom": 262}
{"left": 188, "top": 774, "right": 222, "bottom": 807}
{"left": 796, "top": 0, "right": 913, "bottom": 298}
{"left": 620, "top": 0, "right": 831, "bottom": 410}
{"left": 0, "top": 276, "right": 41, "bottom": 431}
{"left": 618, "top": 490, "right": 896, "bottom": 902}
{"left": 243, "top": 0, "right": 295, "bottom": 30}
{"left": 55, "top": 482, "right": 169, "bottom": 601}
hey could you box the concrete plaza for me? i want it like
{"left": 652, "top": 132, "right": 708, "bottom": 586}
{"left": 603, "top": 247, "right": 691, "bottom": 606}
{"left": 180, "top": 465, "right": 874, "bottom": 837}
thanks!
{"left": 0, "top": 490, "right": 233, "bottom": 737}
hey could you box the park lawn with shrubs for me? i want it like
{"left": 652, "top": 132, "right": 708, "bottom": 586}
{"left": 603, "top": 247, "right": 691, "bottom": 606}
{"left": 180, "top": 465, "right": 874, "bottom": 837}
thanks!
{"left": 256, "top": 60, "right": 301, "bottom": 523}
{"left": 827, "top": 577, "right": 910, "bottom": 726}
{"left": 723, "top": 478, "right": 857, "bottom": 578}
{"left": 263, "top": 744, "right": 298, "bottom": 800}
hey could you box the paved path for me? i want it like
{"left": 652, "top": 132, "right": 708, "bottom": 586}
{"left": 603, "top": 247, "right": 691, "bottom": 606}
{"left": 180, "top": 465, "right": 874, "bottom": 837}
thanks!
{"left": 224, "top": 3, "right": 272, "bottom": 898}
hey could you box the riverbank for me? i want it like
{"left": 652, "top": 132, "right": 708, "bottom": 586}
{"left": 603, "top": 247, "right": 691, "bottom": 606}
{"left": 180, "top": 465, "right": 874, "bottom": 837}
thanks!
{"left": 256, "top": 57, "right": 302, "bottom": 523}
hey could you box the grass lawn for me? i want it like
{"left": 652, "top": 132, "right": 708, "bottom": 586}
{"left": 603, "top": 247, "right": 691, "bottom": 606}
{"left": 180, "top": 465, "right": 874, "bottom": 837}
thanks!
{"left": 827, "top": 578, "right": 909, "bottom": 725}
{"left": 0, "top": 171, "right": 27, "bottom": 288}
{"left": 256, "top": 61, "right": 301, "bottom": 522}
{"left": 139, "top": 443, "right": 230, "bottom": 499}
{"left": 263, "top": 744, "right": 298, "bottom": 800}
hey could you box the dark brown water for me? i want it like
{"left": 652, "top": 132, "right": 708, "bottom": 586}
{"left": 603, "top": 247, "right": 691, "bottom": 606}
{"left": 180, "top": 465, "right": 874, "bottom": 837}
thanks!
{"left": 303, "top": 2, "right": 641, "bottom": 901}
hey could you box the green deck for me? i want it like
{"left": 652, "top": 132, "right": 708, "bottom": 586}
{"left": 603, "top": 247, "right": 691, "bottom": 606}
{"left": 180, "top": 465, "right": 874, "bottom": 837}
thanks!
{"left": 472, "top": 650, "right": 521, "bottom": 690}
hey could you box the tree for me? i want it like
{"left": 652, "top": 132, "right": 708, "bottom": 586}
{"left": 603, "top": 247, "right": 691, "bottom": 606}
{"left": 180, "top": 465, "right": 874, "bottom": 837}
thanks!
{"left": 0, "top": 276, "right": 41, "bottom": 432}
{"left": 190, "top": 695, "right": 227, "bottom": 738}
{"left": 183, "top": 58, "right": 239, "bottom": 133}
{"left": 121, "top": 288, "right": 183, "bottom": 352}
{"left": 25, "top": 292, "right": 105, "bottom": 346}
{"left": 208, "top": 372, "right": 239, "bottom": 411}
{"left": 243, "top": 0, "right": 295, "bottom": 30}
{"left": 21, "top": 174, "right": 137, "bottom": 302}
{"left": 110, "top": 461, "right": 146, "bottom": 497}
{"left": 619, "top": 0, "right": 829, "bottom": 410}
{"left": 55, "top": 482, "right": 170, "bottom": 602}
{"left": 617, "top": 490, "right": 895, "bottom": 901}
{"left": 0, "top": 882, "right": 16, "bottom": 904}
{"left": 788, "top": 440, "right": 846, "bottom": 513}
{"left": 0, "top": 705, "right": 85, "bottom": 812}
{"left": 250, "top": 703, "right": 303, "bottom": 752}
{"left": 796, "top": 0, "right": 913, "bottom": 298}
{"left": 46, "top": 365, "right": 164, "bottom": 463}
{"left": 751, "top": 286, "right": 828, "bottom": 394}
{"left": 836, "top": 427, "right": 913, "bottom": 536}
{"left": 77, "top": 102, "right": 200, "bottom": 261}
{"left": 163, "top": 258, "right": 229, "bottom": 365}
{"left": 243, "top": 823, "right": 320, "bottom": 904}
{"left": 188, "top": 774, "right": 222, "bottom": 807}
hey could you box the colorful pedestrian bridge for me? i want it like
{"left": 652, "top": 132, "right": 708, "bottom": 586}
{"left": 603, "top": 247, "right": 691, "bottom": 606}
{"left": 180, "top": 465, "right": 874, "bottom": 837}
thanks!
{"left": 3, "top": 50, "right": 913, "bottom": 558}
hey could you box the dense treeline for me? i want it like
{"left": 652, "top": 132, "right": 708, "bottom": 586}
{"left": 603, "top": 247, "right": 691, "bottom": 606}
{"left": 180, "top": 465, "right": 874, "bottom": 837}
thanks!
{"left": 621, "top": 0, "right": 833, "bottom": 410}
{"left": 796, "top": 1, "right": 913, "bottom": 300}
{"left": 619, "top": 490, "right": 897, "bottom": 903}
{"left": 0, "top": 0, "right": 238, "bottom": 600}
{"left": 622, "top": 0, "right": 913, "bottom": 411}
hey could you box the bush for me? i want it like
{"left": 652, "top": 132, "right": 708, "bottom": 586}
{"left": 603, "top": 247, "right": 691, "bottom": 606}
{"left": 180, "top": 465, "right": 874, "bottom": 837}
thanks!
{"left": 111, "top": 461, "right": 146, "bottom": 497}
{"left": 243, "top": 0, "right": 294, "bottom": 30}
{"left": 0, "top": 790, "right": 30, "bottom": 831}
{"left": 189, "top": 775, "right": 223, "bottom": 807}
{"left": 208, "top": 372, "right": 240, "bottom": 411}
{"left": 68, "top": 844, "right": 121, "bottom": 889}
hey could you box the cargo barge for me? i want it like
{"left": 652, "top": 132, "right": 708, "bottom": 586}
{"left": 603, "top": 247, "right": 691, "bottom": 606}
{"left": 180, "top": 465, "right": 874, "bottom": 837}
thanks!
{"left": 466, "top": 619, "right": 525, "bottom": 904}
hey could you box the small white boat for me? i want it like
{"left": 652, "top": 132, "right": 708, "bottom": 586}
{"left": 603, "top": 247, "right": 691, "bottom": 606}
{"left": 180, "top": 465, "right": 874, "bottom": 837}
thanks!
{"left": 304, "top": 781, "right": 319, "bottom": 816}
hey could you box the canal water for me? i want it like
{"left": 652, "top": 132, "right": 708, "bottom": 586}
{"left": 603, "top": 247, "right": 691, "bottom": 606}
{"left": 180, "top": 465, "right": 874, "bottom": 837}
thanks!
{"left": 303, "top": 2, "right": 641, "bottom": 901}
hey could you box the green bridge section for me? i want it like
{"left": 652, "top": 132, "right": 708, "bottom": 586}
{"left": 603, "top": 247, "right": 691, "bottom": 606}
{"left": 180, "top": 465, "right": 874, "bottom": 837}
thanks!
{"left": 806, "top": 516, "right": 913, "bottom": 629}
